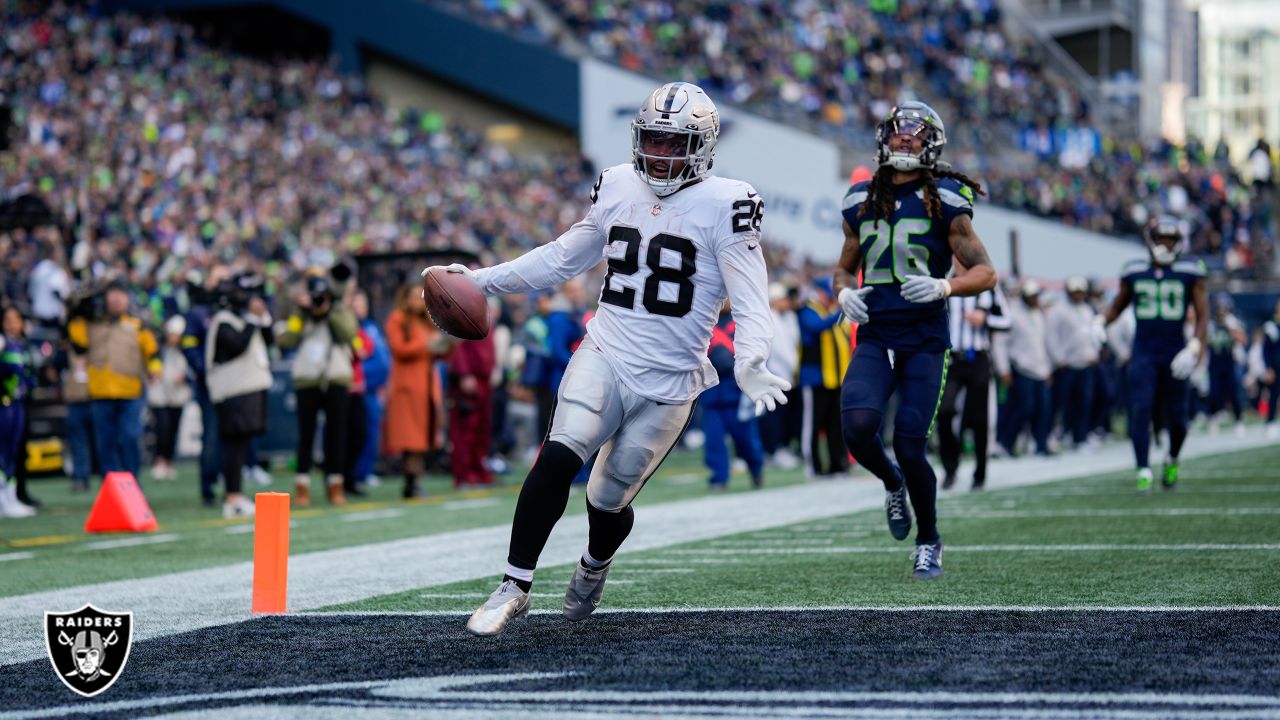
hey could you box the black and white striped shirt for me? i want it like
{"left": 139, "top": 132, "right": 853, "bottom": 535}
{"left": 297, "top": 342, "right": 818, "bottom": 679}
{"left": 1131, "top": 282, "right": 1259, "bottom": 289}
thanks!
{"left": 947, "top": 288, "right": 1011, "bottom": 354}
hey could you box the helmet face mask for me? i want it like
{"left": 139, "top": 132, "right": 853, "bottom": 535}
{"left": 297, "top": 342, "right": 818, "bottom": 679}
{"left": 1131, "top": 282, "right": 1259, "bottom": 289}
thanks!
{"left": 633, "top": 82, "right": 719, "bottom": 197}
{"left": 876, "top": 102, "right": 946, "bottom": 172}
{"left": 1145, "top": 214, "right": 1186, "bottom": 266}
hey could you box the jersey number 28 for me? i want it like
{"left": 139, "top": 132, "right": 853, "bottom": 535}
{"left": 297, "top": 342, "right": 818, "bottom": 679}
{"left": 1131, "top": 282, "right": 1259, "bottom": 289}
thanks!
{"left": 601, "top": 226, "right": 696, "bottom": 318}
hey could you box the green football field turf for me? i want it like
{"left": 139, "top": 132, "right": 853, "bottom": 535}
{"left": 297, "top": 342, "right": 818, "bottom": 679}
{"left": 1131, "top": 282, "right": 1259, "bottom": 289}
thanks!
{"left": 0, "top": 450, "right": 806, "bottom": 597}
{"left": 326, "top": 444, "right": 1280, "bottom": 613}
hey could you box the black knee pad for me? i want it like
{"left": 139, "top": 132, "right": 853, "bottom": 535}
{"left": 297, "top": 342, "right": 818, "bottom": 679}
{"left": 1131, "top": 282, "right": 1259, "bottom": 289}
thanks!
{"left": 529, "top": 441, "right": 586, "bottom": 488}
{"left": 841, "top": 408, "right": 883, "bottom": 449}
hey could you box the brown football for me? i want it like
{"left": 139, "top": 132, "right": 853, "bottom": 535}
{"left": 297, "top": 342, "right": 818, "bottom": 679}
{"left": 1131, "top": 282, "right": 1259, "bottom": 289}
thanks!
{"left": 422, "top": 268, "right": 489, "bottom": 340}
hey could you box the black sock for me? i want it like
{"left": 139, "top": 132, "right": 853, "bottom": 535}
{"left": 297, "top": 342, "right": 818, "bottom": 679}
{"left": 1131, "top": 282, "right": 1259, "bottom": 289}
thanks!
{"left": 505, "top": 441, "right": 585, "bottom": 576}
{"left": 841, "top": 408, "right": 902, "bottom": 491}
{"left": 894, "top": 434, "right": 939, "bottom": 544}
{"left": 502, "top": 575, "right": 533, "bottom": 593}
{"left": 586, "top": 500, "right": 634, "bottom": 565}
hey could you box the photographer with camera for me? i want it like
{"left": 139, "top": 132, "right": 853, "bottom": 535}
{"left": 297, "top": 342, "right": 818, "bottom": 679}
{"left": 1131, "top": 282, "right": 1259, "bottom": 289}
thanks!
{"left": 278, "top": 265, "right": 358, "bottom": 507}
{"left": 206, "top": 273, "right": 274, "bottom": 518}
{"left": 67, "top": 279, "right": 160, "bottom": 480}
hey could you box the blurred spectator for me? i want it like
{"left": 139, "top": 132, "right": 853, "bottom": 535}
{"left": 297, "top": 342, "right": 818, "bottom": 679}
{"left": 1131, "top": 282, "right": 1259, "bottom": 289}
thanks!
{"left": 449, "top": 332, "right": 497, "bottom": 488}
{"left": 61, "top": 323, "right": 95, "bottom": 493}
{"left": 998, "top": 280, "right": 1052, "bottom": 456}
{"left": 938, "top": 284, "right": 1009, "bottom": 491}
{"left": 487, "top": 298, "right": 516, "bottom": 473}
{"left": 761, "top": 283, "right": 800, "bottom": 470}
{"left": 0, "top": 305, "right": 37, "bottom": 517}
{"left": 67, "top": 282, "right": 159, "bottom": 479}
{"left": 278, "top": 273, "right": 357, "bottom": 507}
{"left": 546, "top": 279, "right": 587, "bottom": 395}
{"left": 28, "top": 242, "right": 70, "bottom": 334}
{"left": 384, "top": 284, "right": 445, "bottom": 499}
{"left": 1262, "top": 301, "right": 1280, "bottom": 438}
{"left": 146, "top": 315, "right": 192, "bottom": 481}
{"left": 517, "top": 291, "right": 555, "bottom": 447}
{"left": 206, "top": 274, "right": 274, "bottom": 518}
{"left": 796, "top": 277, "right": 850, "bottom": 479}
{"left": 1206, "top": 294, "right": 1246, "bottom": 436}
{"left": 1046, "top": 276, "right": 1099, "bottom": 450}
{"left": 702, "top": 303, "right": 764, "bottom": 490}
{"left": 184, "top": 267, "right": 229, "bottom": 507}
{"left": 352, "top": 290, "right": 391, "bottom": 488}
{"left": 342, "top": 316, "right": 376, "bottom": 498}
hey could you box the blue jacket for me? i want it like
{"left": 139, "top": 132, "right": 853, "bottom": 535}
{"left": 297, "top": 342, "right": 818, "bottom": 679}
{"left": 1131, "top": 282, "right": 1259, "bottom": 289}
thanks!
{"left": 702, "top": 314, "right": 741, "bottom": 407}
{"left": 546, "top": 308, "right": 584, "bottom": 393}
{"left": 360, "top": 318, "right": 391, "bottom": 392}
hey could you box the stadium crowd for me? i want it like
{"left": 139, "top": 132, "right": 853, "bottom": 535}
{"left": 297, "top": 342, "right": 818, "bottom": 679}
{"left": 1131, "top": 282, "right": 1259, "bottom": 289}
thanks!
{"left": 2, "top": 4, "right": 1279, "bottom": 520}
{"left": 451, "top": 0, "right": 1278, "bottom": 275}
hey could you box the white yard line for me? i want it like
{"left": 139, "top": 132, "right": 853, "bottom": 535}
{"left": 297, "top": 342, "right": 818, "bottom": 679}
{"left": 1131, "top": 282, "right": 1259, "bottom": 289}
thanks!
{"left": 0, "top": 431, "right": 1272, "bottom": 667}
{"left": 4, "top": 670, "right": 1280, "bottom": 720}
{"left": 668, "top": 544, "right": 1280, "bottom": 555}
{"left": 340, "top": 509, "right": 406, "bottom": 523}
{"left": 441, "top": 498, "right": 501, "bottom": 511}
{"left": 305, "top": 605, "right": 1280, "bottom": 616}
{"left": 0, "top": 552, "right": 34, "bottom": 562}
{"left": 81, "top": 534, "right": 181, "bottom": 551}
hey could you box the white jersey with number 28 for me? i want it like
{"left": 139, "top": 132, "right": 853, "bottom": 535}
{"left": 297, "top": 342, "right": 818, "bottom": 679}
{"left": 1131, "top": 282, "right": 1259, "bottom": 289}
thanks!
{"left": 471, "top": 163, "right": 773, "bottom": 404}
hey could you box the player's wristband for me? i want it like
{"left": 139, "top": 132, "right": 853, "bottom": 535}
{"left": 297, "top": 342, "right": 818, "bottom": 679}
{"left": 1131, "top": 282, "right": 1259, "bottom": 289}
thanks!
{"left": 941, "top": 279, "right": 952, "bottom": 298}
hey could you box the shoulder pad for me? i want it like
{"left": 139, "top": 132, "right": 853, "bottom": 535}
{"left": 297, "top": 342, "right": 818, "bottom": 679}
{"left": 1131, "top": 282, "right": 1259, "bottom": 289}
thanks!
{"left": 1121, "top": 259, "right": 1149, "bottom": 277}
{"left": 936, "top": 177, "right": 975, "bottom": 210}
{"left": 842, "top": 181, "right": 870, "bottom": 211}
{"left": 589, "top": 164, "right": 632, "bottom": 206}
{"left": 1173, "top": 259, "right": 1206, "bottom": 277}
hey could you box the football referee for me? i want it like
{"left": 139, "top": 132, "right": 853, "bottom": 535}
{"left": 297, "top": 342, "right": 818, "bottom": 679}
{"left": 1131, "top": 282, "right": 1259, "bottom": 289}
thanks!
{"left": 937, "top": 284, "right": 1010, "bottom": 490}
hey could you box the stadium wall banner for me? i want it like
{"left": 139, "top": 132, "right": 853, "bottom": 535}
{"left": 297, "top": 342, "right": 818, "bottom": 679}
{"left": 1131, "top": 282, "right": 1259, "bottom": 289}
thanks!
{"left": 579, "top": 59, "right": 1144, "bottom": 277}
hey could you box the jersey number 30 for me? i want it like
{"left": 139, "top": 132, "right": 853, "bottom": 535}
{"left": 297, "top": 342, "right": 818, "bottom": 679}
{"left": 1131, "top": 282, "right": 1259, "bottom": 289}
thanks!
{"left": 601, "top": 226, "right": 696, "bottom": 318}
{"left": 1133, "top": 278, "right": 1185, "bottom": 321}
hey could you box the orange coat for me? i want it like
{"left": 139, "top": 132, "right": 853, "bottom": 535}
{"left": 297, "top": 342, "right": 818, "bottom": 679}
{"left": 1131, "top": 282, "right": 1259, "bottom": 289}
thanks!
{"left": 383, "top": 310, "right": 443, "bottom": 453}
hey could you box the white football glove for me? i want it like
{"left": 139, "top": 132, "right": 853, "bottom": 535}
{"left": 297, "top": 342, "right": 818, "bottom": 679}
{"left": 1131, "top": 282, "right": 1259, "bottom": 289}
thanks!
{"left": 1170, "top": 338, "right": 1202, "bottom": 380}
{"left": 1089, "top": 316, "right": 1109, "bottom": 350}
{"left": 421, "top": 263, "right": 477, "bottom": 281}
{"left": 838, "top": 287, "right": 873, "bottom": 325}
{"left": 900, "top": 275, "right": 951, "bottom": 304}
{"left": 734, "top": 354, "right": 791, "bottom": 417}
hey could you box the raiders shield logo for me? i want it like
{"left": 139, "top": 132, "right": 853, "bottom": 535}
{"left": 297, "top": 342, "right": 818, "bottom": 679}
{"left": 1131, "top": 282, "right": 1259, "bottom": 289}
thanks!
{"left": 44, "top": 604, "right": 133, "bottom": 697}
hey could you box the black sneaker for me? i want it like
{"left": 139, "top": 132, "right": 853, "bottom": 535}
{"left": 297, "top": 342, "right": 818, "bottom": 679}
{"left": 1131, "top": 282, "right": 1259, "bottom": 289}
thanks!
{"left": 883, "top": 473, "right": 912, "bottom": 541}
{"left": 912, "top": 541, "right": 943, "bottom": 579}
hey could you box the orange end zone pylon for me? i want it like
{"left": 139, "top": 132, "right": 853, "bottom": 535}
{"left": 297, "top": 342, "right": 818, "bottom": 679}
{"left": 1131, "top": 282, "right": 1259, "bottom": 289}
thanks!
{"left": 84, "top": 472, "right": 158, "bottom": 533}
{"left": 251, "top": 492, "right": 291, "bottom": 614}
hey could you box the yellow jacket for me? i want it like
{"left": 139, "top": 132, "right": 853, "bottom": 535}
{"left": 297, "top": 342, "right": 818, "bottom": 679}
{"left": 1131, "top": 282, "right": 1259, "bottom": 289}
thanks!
{"left": 68, "top": 316, "right": 160, "bottom": 400}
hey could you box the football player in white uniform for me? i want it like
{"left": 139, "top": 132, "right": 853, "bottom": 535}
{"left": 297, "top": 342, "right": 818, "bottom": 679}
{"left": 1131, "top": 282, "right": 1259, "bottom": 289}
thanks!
{"left": 422, "top": 82, "right": 790, "bottom": 636}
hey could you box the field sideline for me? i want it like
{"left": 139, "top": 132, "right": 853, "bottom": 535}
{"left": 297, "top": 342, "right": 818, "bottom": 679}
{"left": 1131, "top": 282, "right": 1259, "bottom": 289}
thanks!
{"left": 0, "top": 429, "right": 1277, "bottom": 718}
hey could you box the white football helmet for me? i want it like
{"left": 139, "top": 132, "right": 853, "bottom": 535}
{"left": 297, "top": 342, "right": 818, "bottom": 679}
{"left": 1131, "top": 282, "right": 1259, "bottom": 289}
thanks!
{"left": 632, "top": 82, "right": 720, "bottom": 197}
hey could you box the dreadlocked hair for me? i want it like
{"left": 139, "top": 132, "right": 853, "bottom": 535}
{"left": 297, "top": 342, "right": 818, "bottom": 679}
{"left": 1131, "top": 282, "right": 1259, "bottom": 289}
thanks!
{"left": 858, "top": 165, "right": 988, "bottom": 223}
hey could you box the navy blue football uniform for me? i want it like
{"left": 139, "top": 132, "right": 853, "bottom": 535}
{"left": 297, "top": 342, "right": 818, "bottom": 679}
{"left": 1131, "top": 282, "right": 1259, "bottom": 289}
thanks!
{"left": 839, "top": 176, "right": 974, "bottom": 437}
{"left": 1121, "top": 258, "right": 1205, "bottom": 468}
{"left": 837, "top": 175, "right": 978, "bottom": 550}
{"left": 840, "top": 176, "right": 973, "bottom": 353}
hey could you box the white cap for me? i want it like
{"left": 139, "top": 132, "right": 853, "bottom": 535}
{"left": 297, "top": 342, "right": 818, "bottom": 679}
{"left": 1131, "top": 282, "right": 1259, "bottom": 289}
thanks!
{"left": 1021, "top": 279, "right": 1041, "bottom": 297}
{"left": 1066, "top": 276, "right": 1088, "bottom": 293}
{"left": 164, "top": 315, "right": 187, "bottom": 336}
{"left": 768, "top": 283, "right": 788, "bottom": 302}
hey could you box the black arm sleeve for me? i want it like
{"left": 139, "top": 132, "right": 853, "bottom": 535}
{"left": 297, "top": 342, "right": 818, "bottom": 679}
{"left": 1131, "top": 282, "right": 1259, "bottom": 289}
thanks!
{"left": 213, "top": 320, "right": 258, "bottom": 363}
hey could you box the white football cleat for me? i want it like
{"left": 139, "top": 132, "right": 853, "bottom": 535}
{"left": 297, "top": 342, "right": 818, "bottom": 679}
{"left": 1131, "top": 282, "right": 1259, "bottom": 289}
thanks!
{"left": 563, "top": 561, "right": 610, "bottom": 621}
{"left": 467, "top": 579, "right": 531, "bottom": 636}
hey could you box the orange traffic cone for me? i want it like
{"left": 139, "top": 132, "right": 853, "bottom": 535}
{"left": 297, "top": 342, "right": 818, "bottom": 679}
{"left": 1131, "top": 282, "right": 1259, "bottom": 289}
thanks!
{"left": 85, "top": 472, "right": 158, "bottom": 533}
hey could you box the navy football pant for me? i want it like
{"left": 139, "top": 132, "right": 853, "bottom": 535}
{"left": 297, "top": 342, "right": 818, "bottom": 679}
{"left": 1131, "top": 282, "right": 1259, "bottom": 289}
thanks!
{"left": 702, "top": 403, "right": 764, "bottom": 486}
{"left": 1127, "top": 354, "right": 1189, "bottom": 469}
{"left": 841, "top": 343, "right": 948, "bottom": 545}
{"left": 1207, "top": 360, "right": 1242, "bottom": 421}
